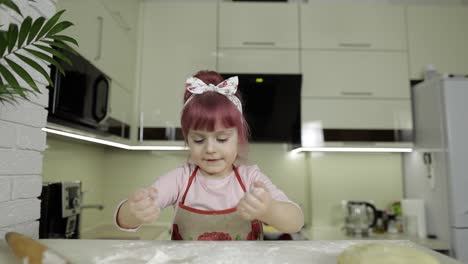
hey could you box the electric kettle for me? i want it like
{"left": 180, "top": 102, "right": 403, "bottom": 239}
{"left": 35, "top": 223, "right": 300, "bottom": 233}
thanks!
{"left": 343, "top": 200, "right": 378, "bottom": 237}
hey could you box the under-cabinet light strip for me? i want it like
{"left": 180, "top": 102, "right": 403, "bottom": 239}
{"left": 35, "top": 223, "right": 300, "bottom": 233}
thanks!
{"left": 42, "top": 128, "right": 188, "bottom": 151}
{"left": 42, "top": 128, "right": 412, "bottom": 153}
{"left": 291, "top": 147, "right": 413, "bottom": 154}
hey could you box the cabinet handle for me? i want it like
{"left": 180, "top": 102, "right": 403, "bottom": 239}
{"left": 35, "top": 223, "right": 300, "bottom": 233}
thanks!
{"left": 341, "top": 91, "right": 374, "bottom": 96}
{"left": 242, "top": 41, "right": 275, "bottom": 46}
{"left": 95, "top": 16, "right": 104, "bottom": 61}
{"left": 338, "top": 43, "right": 372, "bottom": 48}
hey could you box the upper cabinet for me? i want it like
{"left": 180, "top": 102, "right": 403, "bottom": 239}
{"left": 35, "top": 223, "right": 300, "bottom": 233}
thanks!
{"left": 301, "top": 50, "right": 410, "bottom": 98}
{"left": 58, "top": 0, "right": 137, "bottom": 92}
{"left": 219, "top": 2, "right": 299, "bottom": 49}
{"left": 218, "top": 49, "right": 300, "bottom": 74}
{"left": 301, "top": 4, "right": 406, "bottom": 51}
{"left": 58, "top": 0, "right": 102, "bottom": 63}
{"left": 407, "top": 6, "right": 468, "bottom": 79}
{"left": 139, "top": 2, "right": 217, "bottom": 134}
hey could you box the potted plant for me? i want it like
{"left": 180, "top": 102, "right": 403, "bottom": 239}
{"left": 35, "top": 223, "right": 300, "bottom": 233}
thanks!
{"left": 0, "top": 0, "right": 77, "bottom": 104}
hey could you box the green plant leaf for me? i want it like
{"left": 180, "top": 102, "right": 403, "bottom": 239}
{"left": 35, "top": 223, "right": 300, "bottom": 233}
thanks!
{"left": 41, "top": 40, "right": 77, "bottom": 55}
{"left": 18, "top": 17, "right": 33, "bottom": 48}
{"left": 14, "top": 52, "right": 53, "bottom": 86}
{"left": 48, "top": 35, "right": 78, "bottom": 47}
{"left": 7, "top": 24, "right": 18, "bottom": 53}
{"left": 0, "top": 83, "right": 33, "bottom": 102}
{"left": 27, "top": 16, "right": 45, "bottom": 45}
{"left": 5, "top": 57, "right": 40, "bottom": 93}
{"left": 0, "top": 31, "right": 7, "bottom": 57}
{"left": 33, "top": 44, "right": 72, "bottom": 65}
{"left": 36, "top": 10, "right": 65, "bottom": 41}
{"left": 0, "top": 0, "right": 22, "bottom": 16}
{"left": 0, "top": 63, "right": 20, "bottom": 88}
{"left": 24, "top": 47, "right": 65, "bottom": 74}
{"left": 46, "top": 21, "right": 74, "bottom": 37}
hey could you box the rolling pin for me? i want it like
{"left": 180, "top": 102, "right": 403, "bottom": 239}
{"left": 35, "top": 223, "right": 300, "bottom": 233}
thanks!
{"left": 5, "top": 232, "right": 70, "bottom": 264}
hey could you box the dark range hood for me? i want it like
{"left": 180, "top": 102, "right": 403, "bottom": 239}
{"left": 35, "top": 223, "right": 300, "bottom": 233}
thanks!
{"left": 140, "top": 74, "right": 302, "bottom": 144}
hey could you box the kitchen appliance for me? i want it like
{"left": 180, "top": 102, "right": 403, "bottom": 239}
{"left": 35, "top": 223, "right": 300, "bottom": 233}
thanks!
{"left": 48, "top": 48, "right": 109, "bottom": 130}
{"left": 47, "top": 48, "right": 130, "bottom": 139}
{"left": 405, "top": 75, "right": 468, "bottom": 262}
{"left": 220, "top": 73, "right": 302, "bottom": 144}
{"left": 39, "top": 182, "right": 82, "bottom": 239}
{"left": 343, "top": 200, "right": 378, "bottom": 237}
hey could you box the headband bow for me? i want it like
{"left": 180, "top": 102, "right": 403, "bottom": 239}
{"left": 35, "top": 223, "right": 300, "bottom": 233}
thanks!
{"left": 184, "top": 76, "right": 242, "bottom": 113}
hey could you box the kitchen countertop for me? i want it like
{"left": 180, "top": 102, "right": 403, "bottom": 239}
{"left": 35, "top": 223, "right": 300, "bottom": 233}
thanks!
{"left": 0, "top": 239, "right": 463, "bottom": 264}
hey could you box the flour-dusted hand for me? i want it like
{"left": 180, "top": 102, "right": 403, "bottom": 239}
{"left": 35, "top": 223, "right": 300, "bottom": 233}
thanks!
{"left": 128, "top": 187, "right": 160, "bottom": 224}
{"left": 237, "top": 181, "right": 272, "bottom": 221}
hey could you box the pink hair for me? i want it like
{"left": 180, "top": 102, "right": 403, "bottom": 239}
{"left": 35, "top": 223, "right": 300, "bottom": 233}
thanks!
{"left": 181, "top": 70, "right": 249, "bottom": 157}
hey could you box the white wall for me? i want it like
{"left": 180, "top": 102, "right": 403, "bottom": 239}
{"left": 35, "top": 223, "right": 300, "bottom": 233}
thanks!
{"left": 42, "top": 136, "right": 108, "bottom": 234}
{"left": 403, "top": 151, "right": 451, "bottom": 245}
{"left": 0, "top": 0, "right": 56, "bottom": 239}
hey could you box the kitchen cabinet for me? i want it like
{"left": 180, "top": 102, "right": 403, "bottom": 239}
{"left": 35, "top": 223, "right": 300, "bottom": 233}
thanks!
{"left": 407, "top": 6, "right": 468, "bottom": 79}
{"left": 139, "top": 2, "right": 217, "bottom": 132}
{"left": 218, "top": 2, "right": 299, "bottom": 49}
{"left": 57, "top": 0, "right": 137, "bottom": 92}
{"left": 301, "top": 50, "right": 410, "bottom": 98}
{"left": 301, "top": 4, "right": 406, "bottom": 51}
{"left": 57, "top": 0, "right": 102, "bottom": 64}
{"left": 109, "top": 81, "right": 132, "bottom": 130}
{"left": 218, "top": 49, "right": 300, "bottom": 74}
{"left": 302, "top": 98, "right": 412, "bottom": 130}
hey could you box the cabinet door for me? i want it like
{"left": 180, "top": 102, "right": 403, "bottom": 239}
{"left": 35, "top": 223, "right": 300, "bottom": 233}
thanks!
{"left": 218, "top": 49, "right": 300, "bottom": 74}
{"left": 219, "top": 2, "right": 299, "bottom": 49}
{"left": 407, "top": 6, "right": 468, "bottom": 79}
{"left": 95, "top": 11, "right": 135, "bottom": 93}
{"left": 58, "top": 0, "right": 137, "bottom": 92}
{"left": 57, "top": 0, "right": 102, "bottom": 62}
{"left": 139, "top": 2, "right": 217, "bottom": 129}
{"left": 301, "top": 4, "right": 406, "bottom": 51}
{"left": 302, "top": 98, "right": 412, "bottom": 130}
{"left": 301, "top": 50, "right": 410, "bottom": 99}
{"left": 109, "top": 81, "right": 131, "bottom": 124}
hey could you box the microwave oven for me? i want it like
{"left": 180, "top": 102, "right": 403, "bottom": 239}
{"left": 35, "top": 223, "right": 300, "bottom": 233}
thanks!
{"left": 47, "top": 48, "right": 110, "bottom": 132}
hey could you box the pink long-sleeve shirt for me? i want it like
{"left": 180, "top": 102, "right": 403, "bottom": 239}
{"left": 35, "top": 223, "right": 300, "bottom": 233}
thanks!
{"left": 154, "top": 163, "right": 294, "bottom": 210}
{"left": 115, "top": 163, "right": 300, "bottom": 231}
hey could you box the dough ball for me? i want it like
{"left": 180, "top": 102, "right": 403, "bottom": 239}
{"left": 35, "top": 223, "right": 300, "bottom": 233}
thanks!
{"left": 337, "top": 242, "right": 439, "bottom": 264}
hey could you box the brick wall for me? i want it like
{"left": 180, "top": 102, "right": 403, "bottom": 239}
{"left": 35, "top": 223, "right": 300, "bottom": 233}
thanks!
{"left": 0, "top": 0, "right": 56, "bottom": 239}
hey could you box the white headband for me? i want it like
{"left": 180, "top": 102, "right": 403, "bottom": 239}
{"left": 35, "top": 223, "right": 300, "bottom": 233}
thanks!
{"left": 184, "top": 76, "right": 242, "bottom": 113}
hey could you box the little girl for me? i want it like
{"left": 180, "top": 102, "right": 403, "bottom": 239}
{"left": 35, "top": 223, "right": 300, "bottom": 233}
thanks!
{"left": 115, "top": 70, "right": 304, "bottom": 240}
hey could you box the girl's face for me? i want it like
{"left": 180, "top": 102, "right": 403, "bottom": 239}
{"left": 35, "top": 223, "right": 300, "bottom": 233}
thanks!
{"left": 187, "top": 126, "right": 239, "bottom": 178}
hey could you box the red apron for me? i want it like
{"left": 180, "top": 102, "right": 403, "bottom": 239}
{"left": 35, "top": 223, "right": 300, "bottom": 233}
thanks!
{"left": 171, "top": 166, "right": 263, "bottom": 240}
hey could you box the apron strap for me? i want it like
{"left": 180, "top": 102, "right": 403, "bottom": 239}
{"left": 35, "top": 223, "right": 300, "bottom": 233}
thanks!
{"left": 180, "top": 165, "right": 246, "bottom": 204}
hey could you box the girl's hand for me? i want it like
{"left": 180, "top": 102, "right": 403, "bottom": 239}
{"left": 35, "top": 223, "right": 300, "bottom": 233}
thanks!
{"left": 128, "top": 187, "right": 160, "bottom": 224}
{"left": 237, "top": 181, "right": 272, "bottom": 221}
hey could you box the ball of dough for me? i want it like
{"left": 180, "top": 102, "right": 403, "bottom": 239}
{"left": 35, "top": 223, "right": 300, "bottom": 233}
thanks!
{"left": 337, "top": 242, "right": 439, "bottom": 264}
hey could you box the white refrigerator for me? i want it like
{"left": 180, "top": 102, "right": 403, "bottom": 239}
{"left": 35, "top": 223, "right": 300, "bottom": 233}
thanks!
{"left": 405, "top": 75, "right": 468, "bottom": 263}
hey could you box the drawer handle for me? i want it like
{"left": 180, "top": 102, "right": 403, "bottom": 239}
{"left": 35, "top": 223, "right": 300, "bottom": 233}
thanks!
{"left": 242, "top": 41, "right": 275, "bottom": 46}
{"left": 339, "top": 43, "right": 372, "bottom": 48}
{"left": 341, "top": 91, "right": 374, "bottom": 96}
